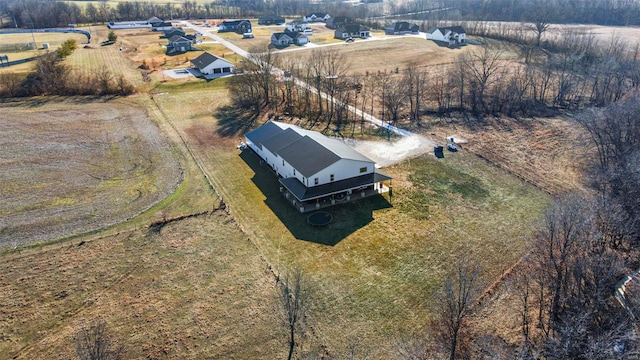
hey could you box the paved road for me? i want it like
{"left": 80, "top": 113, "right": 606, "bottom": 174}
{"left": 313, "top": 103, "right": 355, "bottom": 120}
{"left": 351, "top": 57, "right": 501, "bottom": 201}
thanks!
{"left": 181, "top": 20, "right": 413, "bottom": 138}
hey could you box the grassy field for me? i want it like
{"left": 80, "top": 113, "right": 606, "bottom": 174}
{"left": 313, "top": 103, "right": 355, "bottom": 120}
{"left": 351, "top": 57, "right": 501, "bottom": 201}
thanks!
{"left": 0, "top": 98, "right": 183, "bottom": 248}
{"left": 152, "top": 88, "right": 551, "bottom": 354}
{"left": 0, "top": 23, "right": 564, "bottom": 358}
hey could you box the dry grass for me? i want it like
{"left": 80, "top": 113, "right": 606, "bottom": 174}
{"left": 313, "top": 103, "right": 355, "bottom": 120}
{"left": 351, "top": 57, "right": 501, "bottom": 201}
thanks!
{"left": 0, "top": 212, "right": 283, "bottom": 359}
{"left": 421, "top": 115, "right": 590, "bottom": 195}
{"left": 0, "top": 98, "right": 182, "bottom": 248}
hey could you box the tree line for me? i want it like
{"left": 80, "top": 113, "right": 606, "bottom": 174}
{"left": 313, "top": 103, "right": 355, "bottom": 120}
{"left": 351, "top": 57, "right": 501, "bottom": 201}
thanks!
{"left": 0, "top": 38, "right": 135, "bottom": 98}
{"left": 0, "top": 0, "right": 387, "bottom": 28}
{"left": 228, "top": 29, "right": 639, "bottom": 138}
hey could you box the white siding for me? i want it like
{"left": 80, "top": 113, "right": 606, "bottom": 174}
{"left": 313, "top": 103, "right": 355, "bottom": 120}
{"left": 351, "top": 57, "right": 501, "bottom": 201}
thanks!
{"left": 427, "top": 29, "right": 445, "bottom": 41}
{"left": 311, "top": 159, "right": 373, "bottom": 186}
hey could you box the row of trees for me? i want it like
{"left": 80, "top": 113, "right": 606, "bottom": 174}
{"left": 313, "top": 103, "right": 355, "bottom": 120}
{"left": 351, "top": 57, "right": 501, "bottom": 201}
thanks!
{"left": 0, "top": 39, "right": 135, "bottom": 98}
{"left": 229, "top": 31, "right": 639, "bottom": 137}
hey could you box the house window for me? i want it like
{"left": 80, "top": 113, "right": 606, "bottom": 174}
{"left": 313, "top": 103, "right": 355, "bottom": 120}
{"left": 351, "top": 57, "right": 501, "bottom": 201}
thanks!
{"left": 330, "top": 174, "right": 334, "bottom": 182}
{"left": 360, "top": 166, "right": 367, "bottom": 173}
{"left": 214, "top": 68, "right": 221, "bottom": 74}
{"left": 223, "top": 67, "right": 231, "bottom": 73}
{"left": 314, "top": 177, "right": 319, "bottom": 185}
{"left": 293, "top": 169, "right": 296, "bottom": 176}
{"left": 282, "top": 160, "right": 285, "bottom": 166}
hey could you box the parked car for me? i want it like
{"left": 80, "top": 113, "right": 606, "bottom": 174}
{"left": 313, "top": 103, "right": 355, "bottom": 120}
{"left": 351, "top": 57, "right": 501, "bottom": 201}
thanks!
{"left": 345, "top": 37, "right": 355, "bottom": 43}
{"left": 447, "top": 143, "right": 458, "bottom": 152}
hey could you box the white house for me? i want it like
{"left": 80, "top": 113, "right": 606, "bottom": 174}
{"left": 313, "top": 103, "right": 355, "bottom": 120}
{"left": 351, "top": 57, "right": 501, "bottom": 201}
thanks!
{"left": 303, "top": 13, "right": 330, "bottom": 23}
{"left": 271, "top": 31, "right": 309, "bottom": 47}
{"left": 191, "top": 52, "right": 234, "bottom": 79}
{"left": 426, "top": 26, "right": 466, "bottom": 46}
{"left": 245, "top": 121, "right": 392, "bottom": 213}
{"left": 284, "top": 19, "right": 310, "bottom": 32}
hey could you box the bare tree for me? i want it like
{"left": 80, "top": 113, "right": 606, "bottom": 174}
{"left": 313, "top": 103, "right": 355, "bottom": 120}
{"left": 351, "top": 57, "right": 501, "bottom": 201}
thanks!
{"left": 74, "top": 319, "right": 123, "bottom": 360}
{"left": 459, "top": 45, "right": 505, "bottom": 113}
{"left": 279, "top": 269, "right": 309, "bottom": 360}
{"left": 0, "top": 73, "right": 24, "bottom": 97}
{"left": 434, "top": 258, "right": 481, "bottom": 360}
{"left": 525, "top": 7, "right": 554, "bottom": 48}
{"left": 247, "top": 45, "right": 279, "bottom": 107}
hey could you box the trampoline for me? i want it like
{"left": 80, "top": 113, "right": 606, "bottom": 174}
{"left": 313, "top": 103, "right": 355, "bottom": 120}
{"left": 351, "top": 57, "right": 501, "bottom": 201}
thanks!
{"left": 307, "top": 211, "right": 333, "bottom": 226}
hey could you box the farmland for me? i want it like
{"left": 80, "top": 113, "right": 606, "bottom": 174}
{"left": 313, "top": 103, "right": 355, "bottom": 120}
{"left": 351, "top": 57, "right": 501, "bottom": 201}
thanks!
{"left": 0, "top": 98, "right": 183, "bottom": 248}
{"left": 0, "top": 18, "right": 599, "bottom": 359}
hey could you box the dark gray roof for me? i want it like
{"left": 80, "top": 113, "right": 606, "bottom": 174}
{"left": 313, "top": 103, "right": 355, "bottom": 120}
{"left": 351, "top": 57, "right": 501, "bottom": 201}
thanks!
{"left": 168, "top": 35, "right": 190, "bottom": 43}
{"left": 428, "top": 25, "right": 466, "bottom": 34}
{"left": 245, "top": 121, "right": 284, "bottom": 150}
{"left": 272, "top": 32, "right": 292, "bottom": 41}
{"left": 246, "top": 121, "right": 373, "bottom": 178}
{"left": 280, "top": 169, "right": 392, "bottom": 201}
{"left": 445, "top": 26, "right": 466, "bottom": 34}
{"left": 336, "top": 24, "right": 369, "bottom": 33}
{"left": 221, "top": 19, "right": 251, "bottom": 26}
{"left": 191, "top": 52, "right": 222, "bottom": 69}
{"left": 261, "top": 127, "right": 302, "bottom": 153}
{"left": 278, "top": 136, "right": 341, "bottom": 177}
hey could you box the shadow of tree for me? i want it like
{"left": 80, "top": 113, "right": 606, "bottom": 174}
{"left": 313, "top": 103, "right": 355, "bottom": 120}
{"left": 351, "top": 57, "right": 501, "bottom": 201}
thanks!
{"left": 215, "top": 105, "right": 259, "bottom": 138}
{"left": 240, "top": 150, "right": 392, "bottom": 246}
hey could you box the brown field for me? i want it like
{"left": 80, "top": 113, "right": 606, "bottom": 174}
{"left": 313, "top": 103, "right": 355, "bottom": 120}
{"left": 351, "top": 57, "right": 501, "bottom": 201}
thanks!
{"left": 418, "top": 115, "right": 590, "bottom": 195}
{"left": 0, "top": 98, "right": 182, "bottom": 248}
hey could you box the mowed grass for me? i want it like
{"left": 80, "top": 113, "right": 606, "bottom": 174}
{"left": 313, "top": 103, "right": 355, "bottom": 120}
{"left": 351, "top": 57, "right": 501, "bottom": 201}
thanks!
{"left": 154, "top": 89, "right": 550, "bottom": 354}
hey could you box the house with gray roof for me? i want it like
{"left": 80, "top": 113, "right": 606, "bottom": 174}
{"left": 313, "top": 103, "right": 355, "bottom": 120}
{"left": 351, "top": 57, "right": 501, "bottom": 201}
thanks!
{"left": 385, "top": 21, "right": 419, "bottom": 35}
{"left": 326, "top": 16, "right": 354, "bottom": 30}
{"left": 259, "top": 15, "right": 286, "bottom": 25}
{"left": 303, "top": 13, "right": 330, "bottom": 23}
{"left": 191, "top": 51, "right": 234, "bottom": 79}
{"left": 166, "top": 35, "right": 196, "bottom": 55}
{"left": 218, "top": 19, "right": 252, "bottom": 34}
{"left": 271, "top": 31, "right": 309, "bottom": 47}
{"left": 245, "top": 121, "right": 392, "bottom": 213}
{"left": 427, "top": 26, "right": 466, "bottom": 46}
{"left": 334, "top": 24, "right": 370, "bottom": 39}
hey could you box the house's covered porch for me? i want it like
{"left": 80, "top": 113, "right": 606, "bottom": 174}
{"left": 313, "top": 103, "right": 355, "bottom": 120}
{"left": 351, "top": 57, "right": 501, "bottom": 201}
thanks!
{"left": 279, "top": 171, "right": 392, "bottom": 213}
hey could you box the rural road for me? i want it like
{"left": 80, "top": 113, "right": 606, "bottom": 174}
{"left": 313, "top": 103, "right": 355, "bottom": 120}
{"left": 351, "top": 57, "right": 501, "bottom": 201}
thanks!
{"left": 180, "top": 21, "right": 437, "bottom": 164}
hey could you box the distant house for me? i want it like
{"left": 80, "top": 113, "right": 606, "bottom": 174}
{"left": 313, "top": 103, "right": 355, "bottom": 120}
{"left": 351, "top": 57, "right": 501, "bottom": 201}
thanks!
{"left": 218, "top": 19, "right": 252, "bottom": 34}
{"left": 385, "top": 21, "right": 419, "bottom": 35}
{"left": 166, "top": 35, "right": 195, "bottom": 55}
{"left": 284, "top": 19, "right": 310, "bottom": 33}
{"left": 258, "top": 15, "right": 286, "bottom": 25}
{"left": 303, "top": 13, "right": 330, "bottom": 23}
{"left": 426, "top": 26, "right": 466, "bottom": 46}
{"left": 271, "top": 31, "right": 309, "bottom": 47}
{"left": 107, "top": 21, "right": 151, "bottom": 29}
{"left": 152, "top": 21, "right": 173, "bottom": 32}
{"left": 147, "top": 16, "right": 164, "bottom": 26}
{"left": 325, "top": 16, "right": 354, "bottom": 29}
{"left": 161, "top": 27, "right": 186, "bottom": 39}
{"left": 334, "top": 24, "right": 370, "bottom": 39}
{"left": 244, "top": 121, "right": 392, "bottom": 213}
{"left": 191, "top": 51, "right": 235, "bottom": 79}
